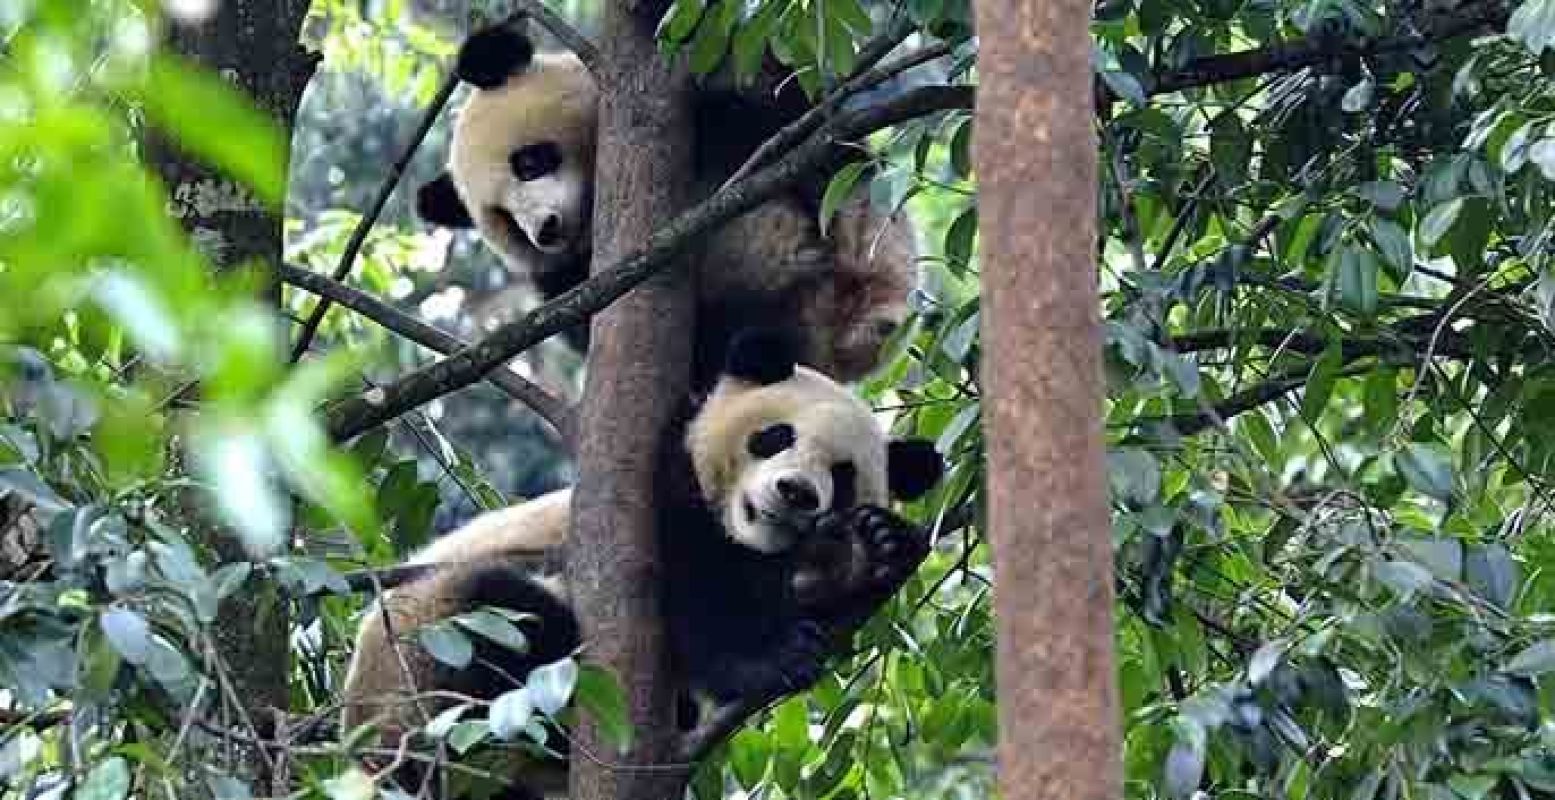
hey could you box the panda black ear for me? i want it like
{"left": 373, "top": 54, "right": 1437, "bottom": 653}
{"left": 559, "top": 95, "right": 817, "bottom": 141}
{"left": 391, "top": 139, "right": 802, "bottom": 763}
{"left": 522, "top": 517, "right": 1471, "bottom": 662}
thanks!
{"left": 456, "top": 26, "right": 536, "bottom": 89}
{"left": 416, "top": 174, "right": 474, "bottom": 228}
{"left": 724, "top": 328, "right": 799, "bottom": 385}
{"left": 887, "top": 439, "right": 943, "bottom": 502}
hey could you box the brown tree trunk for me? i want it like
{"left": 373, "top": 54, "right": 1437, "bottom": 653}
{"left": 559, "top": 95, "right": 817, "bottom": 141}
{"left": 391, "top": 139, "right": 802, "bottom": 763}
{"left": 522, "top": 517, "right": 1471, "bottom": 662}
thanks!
{"left": 972, "top": 0, "right": 1123, "bottom": 797}
{"left": 564, "top": 0, "right": 696, "bottom": 797}
{"left": 147, "top": 1, "right": 316, "bottom": 791}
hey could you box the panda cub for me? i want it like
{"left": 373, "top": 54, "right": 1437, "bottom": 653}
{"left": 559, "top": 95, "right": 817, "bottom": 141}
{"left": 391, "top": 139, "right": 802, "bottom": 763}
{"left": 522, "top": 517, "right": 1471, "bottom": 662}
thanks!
{"left": 416, "top": 25, "right": 920, "bottom": 385}
{"left": 340, "top": 329, "right": 943, "bottom": 795}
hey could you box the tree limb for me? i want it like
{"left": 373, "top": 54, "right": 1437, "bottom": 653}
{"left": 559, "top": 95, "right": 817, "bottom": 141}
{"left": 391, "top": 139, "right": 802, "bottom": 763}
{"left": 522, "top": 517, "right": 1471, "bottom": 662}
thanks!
{"left": 278, "top": 263, "right": 575, "bottom": 441}
{"left": 323, "top": 84, "right": 974, "bottom": 441}
{"left": 1141, "top": 0, "right": 1509, "bottom": 99}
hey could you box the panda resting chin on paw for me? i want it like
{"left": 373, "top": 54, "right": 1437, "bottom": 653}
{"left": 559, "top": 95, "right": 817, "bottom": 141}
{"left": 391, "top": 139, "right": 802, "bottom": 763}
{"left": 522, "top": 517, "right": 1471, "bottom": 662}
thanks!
{"left": 416, "top": 24, "right": 922, "bottom": 387}
{"left": 340, "top": 328, "right": 944, "bottom": 798}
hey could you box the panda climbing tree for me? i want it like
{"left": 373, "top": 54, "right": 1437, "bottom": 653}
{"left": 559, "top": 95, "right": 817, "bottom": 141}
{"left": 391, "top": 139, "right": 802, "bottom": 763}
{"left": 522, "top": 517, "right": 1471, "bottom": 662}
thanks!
{"left": 319, "top": 4, "right": 978, "bottom": 800}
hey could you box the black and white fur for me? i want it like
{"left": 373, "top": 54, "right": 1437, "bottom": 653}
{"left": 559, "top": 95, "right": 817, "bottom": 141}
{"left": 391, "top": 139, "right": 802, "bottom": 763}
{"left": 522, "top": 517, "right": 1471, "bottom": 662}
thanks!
{"left": 340, "top": 329, "right": 943, "bottom": 797}
{"left": 416, "top": 25, "right": 921, "bottom": 386}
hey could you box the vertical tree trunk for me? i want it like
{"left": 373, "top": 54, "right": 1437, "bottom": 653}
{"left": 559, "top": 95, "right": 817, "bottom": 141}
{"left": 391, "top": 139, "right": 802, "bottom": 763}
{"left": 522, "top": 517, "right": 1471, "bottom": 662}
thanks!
{"left": 147, "top": 1, "right": 316, "bottom": 790}
{"left": 973, "top": 0, "right": 1122, "bottom": 798}
{"left": 564, "top": 0, "right": 696, "bottom": 797}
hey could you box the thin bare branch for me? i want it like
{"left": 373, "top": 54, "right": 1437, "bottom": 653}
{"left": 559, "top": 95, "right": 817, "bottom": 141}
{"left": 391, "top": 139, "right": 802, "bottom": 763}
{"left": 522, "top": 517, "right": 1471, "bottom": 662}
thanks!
{"left": 289, "top": 74, "right": 461, "bottom": 362}
{"left": 279, "top": 263, "right": 575, "bottom": 441}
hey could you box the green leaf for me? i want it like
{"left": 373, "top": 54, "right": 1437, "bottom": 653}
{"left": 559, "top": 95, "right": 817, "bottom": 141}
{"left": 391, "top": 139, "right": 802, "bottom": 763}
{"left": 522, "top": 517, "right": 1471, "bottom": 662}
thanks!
{"left": 1369, "top": 217, "right": 1412, "bottom": 277}
{"left": 1341, "top": 77, "right": 1374, "bottom": 112}
{"left": 819, "top": 161, "right": 869, "bottom": 236}
{"left": 1335, "top": 246, "right": 1379, "bottom": 317}
{"left": 1374, "top": 559, "right": 1434, "bottom": 599}
{"left": 1397, "top": 444, "right": 1454, "bottom": 502}
{"left": 1531, "top": 139, "right": 1555, "bottom": 181}
{"left": 417, "top": 623, "right": 474, "bottom": 669}
{"left": 77, "top": 757, "right": 131, "bottom": 800}
{"left": 0, "top": 466, "right": 68, "bottom": 513}
{"left": 1508, "top": 0, "right": 1555, "bottom": 55}
{"left": 453, "top": 609, "right": 529, "bottom": 653}
{"left": 1465, "top": 544, "right": 1518, "bottom": 608}
{"left": 576, "top": 664, "right": 634, "bottom": 755}
{"left": 322, "top": 767, "right": 375, "bottom": 800}
{"left": 447, "top": 721, "right": 490, "bottom": 754}
{"left": 945, "top": 205, "right": 978, "bottom": 270}
{"left": 656, "top": 0, "right": 706, "bottom": 43}
{"left": 1301, "top": 341, "right": 1343, "bottom": 423}
{"left": 488, "top": 688, "right": 535, "bottom": 740}
{"left": 1355, "top": 181, "right": 1405, "bottom": 211}
{"left": 99, "top": 609, "right": 152, "bottom": 666}
{"left": 424, "top": 704, "right": 471, "bottom": 739}
{"left": 1504, "top": 640, "right": 1555, "bottom": 675}
{"left": 526, "top": 657, "right": 578, "bottom": 716}
{"left": 135, "top": 54, "right": 288, "bottom": 207}
{"left": 949, "top": 118, "right": 973, "bottom": 178}
{"left": 1363, "top": 368, "right": 1399, "bottom": 434}
{"left": 1419, "top": 198, "right": 1464, "bottom": 248}
{"left": 1107, "top": 448, "right": 1160, "bottom": 507}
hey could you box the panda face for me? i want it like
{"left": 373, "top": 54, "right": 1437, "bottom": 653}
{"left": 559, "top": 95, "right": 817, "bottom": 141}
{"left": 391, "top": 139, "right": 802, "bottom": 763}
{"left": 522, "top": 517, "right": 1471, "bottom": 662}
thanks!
{"left": 689, "top": 367, "right": 892, "bottom": 554}
{"left": 444, "top": 51, "right": 598, "bottom": 271}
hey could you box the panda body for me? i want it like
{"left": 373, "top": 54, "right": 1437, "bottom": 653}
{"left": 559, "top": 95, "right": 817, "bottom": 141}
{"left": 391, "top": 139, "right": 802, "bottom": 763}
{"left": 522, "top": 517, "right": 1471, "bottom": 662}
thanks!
{"left": 340, "top": 329, "right": 943, "bottom": 797}
{"left": 417, "top": 26, "right": 920, "bottom": 385}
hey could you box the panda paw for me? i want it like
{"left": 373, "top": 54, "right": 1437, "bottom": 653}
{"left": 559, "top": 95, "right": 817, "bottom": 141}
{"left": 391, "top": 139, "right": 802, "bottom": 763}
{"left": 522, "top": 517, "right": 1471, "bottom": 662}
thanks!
{"left": 848, "top": 505, "right": 930, "bottom": 591}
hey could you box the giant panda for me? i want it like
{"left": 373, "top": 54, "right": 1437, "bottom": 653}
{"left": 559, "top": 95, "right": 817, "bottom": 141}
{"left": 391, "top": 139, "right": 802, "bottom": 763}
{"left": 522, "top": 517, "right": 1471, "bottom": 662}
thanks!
{"left": 340, "top": 328, "right": 944, "bottom": 798}
{"left": 415, "top": 24, "right": 920, "bottom": 386}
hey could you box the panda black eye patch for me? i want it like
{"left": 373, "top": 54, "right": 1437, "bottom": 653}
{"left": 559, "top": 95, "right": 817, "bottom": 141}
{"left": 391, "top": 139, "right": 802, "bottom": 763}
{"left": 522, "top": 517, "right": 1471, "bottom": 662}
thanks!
{"left": 509, "top": 142, "right": 563, "bottom": 181}
{"left": 747, "top": 423, "right": 796, "bottom": 458}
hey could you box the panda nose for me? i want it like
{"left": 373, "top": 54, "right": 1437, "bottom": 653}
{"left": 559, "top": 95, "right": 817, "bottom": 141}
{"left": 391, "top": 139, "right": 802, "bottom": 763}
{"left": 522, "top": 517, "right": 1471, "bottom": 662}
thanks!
{"left": 535, "top": 214, "right": 562, "bottom": 248}
{"left": 776, "top": 476, "right": 820, "bottom": 512}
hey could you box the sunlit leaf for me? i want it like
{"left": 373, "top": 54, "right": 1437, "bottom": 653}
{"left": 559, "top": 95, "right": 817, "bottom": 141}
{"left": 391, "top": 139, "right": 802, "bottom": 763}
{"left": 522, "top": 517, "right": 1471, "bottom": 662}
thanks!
{"left": 76, "top": 757, "right": 130, "bottom": 800}
{"left": 527, "top": 657, "right": 579, "bottom": 716}
{"left": 488, "top": 687, "right": 535, "bottom": 740}
{"left": 820, "top": 161, "right": 869, "bottom": 237}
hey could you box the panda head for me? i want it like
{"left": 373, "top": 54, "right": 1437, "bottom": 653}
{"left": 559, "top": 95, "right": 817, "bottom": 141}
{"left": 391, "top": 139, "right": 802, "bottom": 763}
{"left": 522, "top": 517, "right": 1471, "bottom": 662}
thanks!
{"left": 416, "top": 26, "right": 597, "bottom": 272}
{"left": 687, "top": 329, "right": 944, "bottom": 554}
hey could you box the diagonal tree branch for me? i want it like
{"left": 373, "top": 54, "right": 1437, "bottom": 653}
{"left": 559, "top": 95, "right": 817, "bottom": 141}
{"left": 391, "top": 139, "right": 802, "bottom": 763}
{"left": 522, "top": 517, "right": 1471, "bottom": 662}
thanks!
{"left": 323, "top": 84, "right": 973, "bottom": 441}
{"left": 278, "top": 263, "right": 575, "bottom": 440}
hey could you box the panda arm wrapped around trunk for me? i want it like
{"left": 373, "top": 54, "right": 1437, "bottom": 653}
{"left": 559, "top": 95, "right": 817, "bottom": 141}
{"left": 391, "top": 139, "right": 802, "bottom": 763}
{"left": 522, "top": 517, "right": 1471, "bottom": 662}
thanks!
{"left": 340, "top": 329, "right": 943, "bottom": 792}
{"left": 415, "top": 24, "right": 921, "bottom": 386}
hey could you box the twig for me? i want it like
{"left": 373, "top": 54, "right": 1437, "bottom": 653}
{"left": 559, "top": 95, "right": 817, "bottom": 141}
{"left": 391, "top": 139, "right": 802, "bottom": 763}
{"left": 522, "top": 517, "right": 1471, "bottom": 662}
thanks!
{"left": 279, "top": 263, "right": 574, "bottom": 441}
{"left": 324, "top": 84, "right": 974, "bottom": 440}
{"left": 289, "top": 73, "right": 462, "bottom": 362}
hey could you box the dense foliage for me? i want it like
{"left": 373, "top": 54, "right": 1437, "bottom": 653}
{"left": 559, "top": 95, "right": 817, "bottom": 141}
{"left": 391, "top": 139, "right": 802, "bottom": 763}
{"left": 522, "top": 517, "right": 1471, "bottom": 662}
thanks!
{"left": 4, "top": 0, "right": 1555, "bottom": 798}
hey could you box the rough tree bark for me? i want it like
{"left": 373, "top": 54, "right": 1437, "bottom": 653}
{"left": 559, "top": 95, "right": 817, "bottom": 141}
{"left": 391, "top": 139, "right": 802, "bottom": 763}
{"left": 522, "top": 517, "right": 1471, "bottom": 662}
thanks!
{"left": 973, "top": 0, "right": 1123, "bottom": 797}
{"left": 564, "top": 0, "right": 696, "bottom": 798}
{"left": 148, "top": 1, "right": 316, "bottom": 790}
